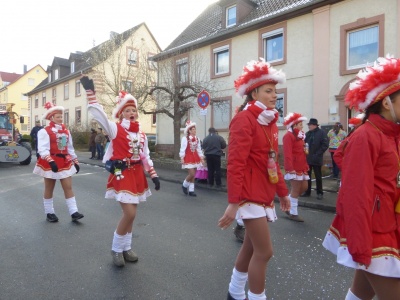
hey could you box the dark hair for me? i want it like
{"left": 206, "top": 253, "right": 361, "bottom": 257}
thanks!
{"left": 238, "top": 94, "right": 254, "bottom": 112}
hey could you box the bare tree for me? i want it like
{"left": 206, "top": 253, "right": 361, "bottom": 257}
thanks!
{"left": 144, "top": 51, "right": 223, "bottom": 159}
{"left": 83, "top": 29, "right": 158, "bottom": 117}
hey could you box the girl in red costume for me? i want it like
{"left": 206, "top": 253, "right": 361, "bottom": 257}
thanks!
{"left": 323, "top": 56, "right": 400, "bottom": 299}
{"left": 33, "top": 102, "right": 84, "bottom": 223}
{"left": 282, "top": 112, "right": 309, "bottom": 222}
{"left": 179, "top": 121, "right": 204, "bottom": 197}
{"left": 218, "top": 58, "right": 290, "bottom": 300}
{"left": 80, "top": 76, "right": 160, "bottom": 267}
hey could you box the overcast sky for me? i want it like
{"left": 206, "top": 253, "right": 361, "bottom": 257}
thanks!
{"left": 1, "top": 0, "right": 217, "bottom": 74}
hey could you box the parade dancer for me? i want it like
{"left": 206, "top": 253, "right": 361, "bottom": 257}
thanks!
{"left": 218, "top": 58, "right": 290, "bottom": 300}
{"left": 179, "top": 121, "right": 204, "bottom": 197}
{"left": 323, "top": 55, "right": 400, "bottom": 299}
{"left": 283, "top": 112, "right": 309, "bottom": 222}
{"left": 80, "top": 76, "right": 160, "bottom": 267}
{"left": 33, "top": 102, "right": 84, "bottom": 223}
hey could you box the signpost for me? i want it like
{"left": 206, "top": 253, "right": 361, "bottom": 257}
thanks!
{"left": 197, "top": 90, "right": 210, "bottom": 137}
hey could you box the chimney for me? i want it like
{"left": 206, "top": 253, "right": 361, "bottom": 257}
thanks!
{"left": 110, "top": 31, "right": 118, "bottom": 39}
{"left": 23, "top": 65, "right": 27, "bottom": 74}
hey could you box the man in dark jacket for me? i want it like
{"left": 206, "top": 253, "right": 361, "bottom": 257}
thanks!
{"left": 89, "top": 128, "right": 97, "bottom": 159}
{"left": 302, "top": 118, "right": 328, "bottom": 200}
{"left": 30, "top": 120, "right": 43, "bottom": 157}
{"left": 202, "top": 127, "right": 226, "bottom": 188}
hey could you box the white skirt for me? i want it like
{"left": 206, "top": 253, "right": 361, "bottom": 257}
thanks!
{"left": 105, "top": 189, "right": 152, "bottom": 204}
{"left": 284, "top": 173, "right": 310, "bottom": 181}
{"left": 323, "top": 231, "right": 400, "bottom": 278}
{"left": 236, "top": 202, "right": 277, "bottom": 222}
{"left": 33, "top": 165, "right": 77, "bottom": 180}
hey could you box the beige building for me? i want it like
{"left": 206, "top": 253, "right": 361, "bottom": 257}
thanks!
{"left": 152, "top": 0, "right": 400, "bottom": 156}
{"left": 27, "top": 22, "right": 160, "bottom": 136}
{"left": 0, "top": 65, "right": 47, "bottom": 135}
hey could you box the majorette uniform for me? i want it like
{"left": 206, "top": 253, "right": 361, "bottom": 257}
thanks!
{"left": 179, "top": 135, "right": 203, "bottom": 169}
{"left": 33, "top": 122, "right": 78, "bottom": 179}
{"left": 282, "top": 129, "right": 309, "bottom": 180}
{"left": 323, "top": 113, "right": 400, "bottom": 277}
{"left": 228, "top": 100, "right": 289, "bottom": 222}
{"left": 88, "top": 104, "right": 155, "bottom": 204}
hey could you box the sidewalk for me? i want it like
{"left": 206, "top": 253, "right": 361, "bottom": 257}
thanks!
{"left": 75, "top": 151, "right": 338, "bottom": 213}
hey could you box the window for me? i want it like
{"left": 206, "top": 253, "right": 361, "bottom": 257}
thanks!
{"left": 211, "top": 41, "right": 231, "bottom": 79}
{"left": 28, "top": 78, "right": 35, "bottom": 86}
{"left": 275, "top": 88, "right": 287, "bottom": 127}
{"left": 64, "top": 110, "right": 69, "bottom": 126}
{"left": 259, "top": 23, "right": 287, "bottom": 65}
{"left": 64, "top": 83, "right": 69, "bottom": 100}
{"left": 52, "top": 88, "right": 56, "bottom": 98}
{"left": 54, "top": 69, "right": 59, "bottom": 80}
{"left": 340, "top": 15, "right": 384, "bottom": 75}
{"left": 35, "top": 94, "right": 39, "bottom": 108}
{"left": 214, "top": 45, "right": 229, "bottom": 75}
{"left": 42, "top": 92, "right": 46, "bottom": 106}
{"left": 127, "top": 48, "right": 138, "bottom": 66}
{"left": 347, "top": 26, "right": 378, "bottom": 69}
{"left": 70, "top": 61, "right": 75, "bottom": 73}
{"left": 212, "top": 97, "right": 231, "bottom": 131}
{"left": 226, "top": 5, "right": 236, "bottom": 27}
{"left": 75, "top": 107, "right": 81, "bottom": 125}
{"left": 176, "top": 57, "right": 188, "bottom": 84}
{"left": 75, "top": 80, "right": 81, "bottom": 96}
{"left": 122, "top": 80, "right": 133, "bottom": 93}
{"left": 152, "top": 112, "right": 156, "bottom": 126}
{"left": 48, "top": 72, "right": 52, "bottom": 83}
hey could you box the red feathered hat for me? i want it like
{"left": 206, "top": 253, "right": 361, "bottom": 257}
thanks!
{"left": 112, "top": 91, "right": 138, "bottom": 119}
{"left": 345, "top": 55, "right": 400, "bottom": 111}
{"left": 234, "top": 58, "right": 286, "bottom": 97}
{"left": 348, "top": 113, "right": 365, "bottom": 129}
{"left": 283, "top": 112, "right": 307, "bottom": 130}
{"left": 184, "top": 120, "right": 196, "bottom": 135}
{"left": 42, "top": 102, "right": 64, "bottom": 120}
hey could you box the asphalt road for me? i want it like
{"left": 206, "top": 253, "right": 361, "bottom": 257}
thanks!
{"left": 0, "top": 160, "right": 354, "bottom": 300}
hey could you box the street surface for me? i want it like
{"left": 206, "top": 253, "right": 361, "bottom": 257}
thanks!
{"left": 0, "top": 160, "right": 354, "bottom": 300}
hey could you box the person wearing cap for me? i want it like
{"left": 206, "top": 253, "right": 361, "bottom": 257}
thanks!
{"left": 33, "top": 102, "right": 84, "bottom": 223}
{"left": 327, "top": 122, "right": 347, "bottom": 179}
{"left": 323, "top": 56, "right": 400, "bottom": 299}
{"left": 179, "top": 120, "right": 205, "bottom": 197}
{"left": 218, "top": 58, "right": 290, "bottom": 300}
{"left": 302, "top": 118, "right": 328, "bottom": 200}
{"left": 202, "top": 127, "right": 226, "bottom": 188}
{"left": 30, "top": 120, "right": 43, "bottom": 156}
{"left": 80, "top": 76, "right": 160, "bottom": 267}
{"left": 282, "top": 112, "right": 309, "bottom": 222}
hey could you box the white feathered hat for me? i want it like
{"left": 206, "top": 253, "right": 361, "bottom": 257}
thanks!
{"left": 234, "top": 58, "right": 286, "bottom": 97}
{"left": 184, "top": 120, "right": 196, "bottom": 135}
{"left": 112, "top": 91, "right": 138, "bottom": 119}
{"left": 283, "top": 112, "right": 307, "bottom": 130}
{"left": 42, "top": 102, "right": 64, "bottom": 120}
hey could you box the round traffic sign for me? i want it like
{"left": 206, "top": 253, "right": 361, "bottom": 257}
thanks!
{"left": 197, "top": 90, "right": 210, "bottom": 109}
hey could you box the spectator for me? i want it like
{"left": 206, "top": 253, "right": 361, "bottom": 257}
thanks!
{"left": 95, "top": 128, "right": 106, "bottom": 160}
{"left": 323, "top": 55, "right": 400, "bottom": 299}
{"left": 302, "top": 118, "right": 328, "bottom": 200}
{"left": 202, "top": 127, "right": 226, "bottom": 188}
{"left": 30, "top": 120, "right": 43, "bottom": 155}
{"left": 89, "top": 128, "right": 96, "bottom": 159}
{"left": 14, "top": 128, "right": 22, "bottom": 142}
{"left": 327, "top": 122, "right": 347, "bottom": 179}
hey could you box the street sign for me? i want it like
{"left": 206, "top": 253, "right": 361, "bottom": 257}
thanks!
{"left": 199, "top": 108, "right": 207, "bottom": 116}
{"left": 197, "top": 90, "right": 210, "bottom": 109}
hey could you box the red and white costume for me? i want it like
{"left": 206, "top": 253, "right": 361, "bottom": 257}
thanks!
{"left": 87, "top": 99, "right": 156, "bottom": 204}
{"left": 323, "top": 56, "right": 400, "bottom": 278}
{"left": 33, "top": 123, "right": 78, "bottom": 179}
{"left": 179, "top": 135, "right": 203, "bottom": 169}
{"left": 228, "top": 100, "right": 289, "bottom": 222}
{"left": 282, "top": 113, "right": 309, "bottom": 181}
